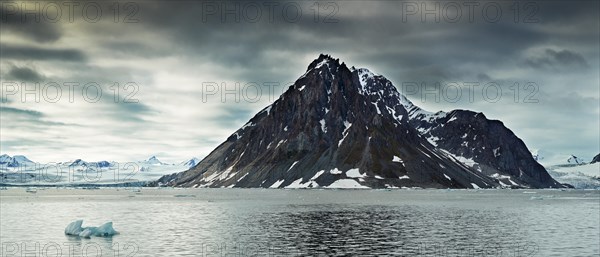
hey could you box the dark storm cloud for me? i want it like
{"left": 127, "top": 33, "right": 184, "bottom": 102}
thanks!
{"left": 101, "top": 41, "right": 172, "bottom": 58}
{"left": 123, "top": 0, "right": 596, "bottom": 85}
{"left": 107, "top": 101, "right": 158, "bottom": 123}
{"left": 532, "top": 0, "right": 599, "bottom": 24}
{"left": 525, "top": 49, "right": 589, "bottom": 70}
{"left": 1, "top": 0, "right": 597, "bottom": 160}
{"left": 0, "top": 4, "right": 62, "bottom": 42}
{"left": 0, "top": 138, "right": 67, "bottom": 154}
{"left": 6, "top": 65, "right": 45, "bottom": 82}
{"left": 52, "top": 68, "right": 160, "bottom": 124}
{"left": 115, "top": 1, "right": 344, "bottom": 81}
{"left": 0, "top": 44, "right": 86, "bottom": 62}
{"left": 0, "top": 106, "right": 43, "bottom": 118}
{"left": 0, "top": 106, "right": 74, "bottom": 127}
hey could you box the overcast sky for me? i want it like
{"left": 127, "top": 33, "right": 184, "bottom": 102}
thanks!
{"left": 1, "top": 0, "right": 598, "bottom": 163}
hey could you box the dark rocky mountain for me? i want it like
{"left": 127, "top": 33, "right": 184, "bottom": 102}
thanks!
{"left": 68, "top": 159, "right": 113, "bottom": 168}
{"left": 69, "top": 159, "right": 87, "bottom": 167}
{"left": 405, "top": 108, "right": 562, "bottom": 188}
{"left": 156, "top": 54, "right": 564, "bottom": 189}
{"left": 591, "top": 154, "right": 600, "bottom": 164}
{"left": 567, "top": 155, "right": 585, "bottom": 165}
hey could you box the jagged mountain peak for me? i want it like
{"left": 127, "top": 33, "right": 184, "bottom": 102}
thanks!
{"left": 69, "top": 159, "right": 86, "bottom": 166}
{"left": 144, "top": 156, "right": 167, "bottom": 165}
{"left": 306, "top": 53, "right": 343, "bottom": 71}
{"left": 182, "top": 157, "right": 200, "bottom": 168}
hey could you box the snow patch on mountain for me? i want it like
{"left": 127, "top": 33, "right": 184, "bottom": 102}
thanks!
{"left": 325, "top": 179, "right": 369, "bottom": 189}
{"left": 319, "top": 119, "right": 327, "bottom": 133}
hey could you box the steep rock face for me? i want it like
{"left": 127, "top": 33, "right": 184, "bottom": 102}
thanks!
{"left": 157, "top": 54, "right": 564, "bottom": 189}
{"left": 406, "top": 108, "right": 563, "bottom": 188}
{"left": 591, "top": 154, "right": 600, "bottom": 164}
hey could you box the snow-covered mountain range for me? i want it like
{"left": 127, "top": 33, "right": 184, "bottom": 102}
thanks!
{"left": 156, "top": 54, "right": 565, "bottom": 189}
{"left": 0, "top": 154, "right": 198, "bottom": 186}
{"left": 0, "top": 154, "right": 35, "bottom": 167}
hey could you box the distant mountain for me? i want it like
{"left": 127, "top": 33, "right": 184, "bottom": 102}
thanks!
{"left": 591, "top": 154, "right": 600, "bottom": 164}
{"left": 68, "top": 159, "right": 115, "bottom": 168}
{"left": 181, "top": 157, "right": 200, "bottom": 168}
{"left": 69, "top": 159, "right": 87, "bottom": 167}
{"left": 530, "top": 150, "right": 599, "bottom": 189}
{"left": 567, "top": 155, "right": 585, "bottom": 165}
{"left": 0, "top": 154, "right": 36, "bottom": 167}
{"left": 0, "top": 156, "right": 189, "bottom": 186}
{"left": 143, "top": 156, "right": 167, "bottom": 166}
{"left": 156, "top": 54, "right": 564, "bottom": 189}
{"left": 531, "top": 149, "right": 588, "bottom": 166}
{"left": 96, "top": 161, "right": 112, "bottom": 168}
{"left": 547, "top": 162, "right": 600, "bottom": 189}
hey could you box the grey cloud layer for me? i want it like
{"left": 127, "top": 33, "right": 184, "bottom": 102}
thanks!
{"left": 0, "top": 0, "right": 598, "bottom": 161}
{"left": 1, "top": 44, "right": 86, "bottom": 62}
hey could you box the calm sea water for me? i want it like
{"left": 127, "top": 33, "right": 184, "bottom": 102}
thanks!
{"left": 1, "top": 188, "right": 598, "bottom": 256}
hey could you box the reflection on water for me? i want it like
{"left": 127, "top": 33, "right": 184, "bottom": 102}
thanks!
{"left": 247, "top": 205, "right": 536, "bottom": 256}
{"left": 0, "top": 189, "right": 598, "bottom": 256}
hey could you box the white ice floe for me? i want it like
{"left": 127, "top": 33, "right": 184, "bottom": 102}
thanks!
{"left": 65, "top": 220, "right": 119, "bottom": 238}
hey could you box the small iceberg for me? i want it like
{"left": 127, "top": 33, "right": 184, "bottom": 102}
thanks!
{"left": 65, "top": 220, "right": 119, "bottom": 238}
{"left": 173, "top": 194, "right": 196, "bottom": 198}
